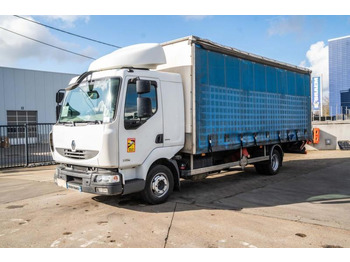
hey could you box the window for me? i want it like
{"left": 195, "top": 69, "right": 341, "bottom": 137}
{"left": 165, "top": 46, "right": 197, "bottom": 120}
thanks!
{"left": 124, "top": 80, "right": 157, "bottom": 129}
{"left": 7, "top": 110, "right": 37, "bottom": 125}
{"left": 59, "top": 78, "right": 120, "bottom": 124}
{"left": 6, "top": 110, "right": 38, "bottom": 138}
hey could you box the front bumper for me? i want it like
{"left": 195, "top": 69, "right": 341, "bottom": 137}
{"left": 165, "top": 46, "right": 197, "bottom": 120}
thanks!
{"left": 54, "top": 165, "right": 123, "bottom": 195}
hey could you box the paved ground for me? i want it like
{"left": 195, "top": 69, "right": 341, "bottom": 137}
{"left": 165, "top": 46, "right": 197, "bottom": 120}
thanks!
{"left": 0, "top": 150, "right": 349, "bottom": 248}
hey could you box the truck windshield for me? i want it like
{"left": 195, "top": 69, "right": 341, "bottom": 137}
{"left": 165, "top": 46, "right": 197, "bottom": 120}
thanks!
{"left": 59, "top": 78, "right": 120, "bottom": 124}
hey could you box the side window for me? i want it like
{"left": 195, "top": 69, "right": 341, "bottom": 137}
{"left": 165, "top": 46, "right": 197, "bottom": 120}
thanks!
{"left": 124, "top": 79, "right": 157, "bottom": 129}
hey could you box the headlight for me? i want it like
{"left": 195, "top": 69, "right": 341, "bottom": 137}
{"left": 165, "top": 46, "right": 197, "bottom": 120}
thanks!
{"left": 95, "top": 175, "right": 120, "bottom": 183}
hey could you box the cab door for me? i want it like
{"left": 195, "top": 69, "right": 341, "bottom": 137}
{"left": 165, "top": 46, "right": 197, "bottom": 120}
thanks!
{"left": 118, "top": 76, "right": 163, "bottom": 169}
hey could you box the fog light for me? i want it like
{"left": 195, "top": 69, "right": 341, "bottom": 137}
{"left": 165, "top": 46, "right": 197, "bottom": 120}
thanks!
{"left": 96, "top": 187, "right": 108, "bottom": 193}
{"left": 95, "top": 175, "right": 120, "bottom": 183}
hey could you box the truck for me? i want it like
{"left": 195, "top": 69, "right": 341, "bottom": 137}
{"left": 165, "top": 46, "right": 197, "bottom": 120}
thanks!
{"left": 51, "top": 36, "right": 312, "bottom": 204}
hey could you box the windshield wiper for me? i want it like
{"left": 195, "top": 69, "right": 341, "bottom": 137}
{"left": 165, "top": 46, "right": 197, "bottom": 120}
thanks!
{"left": 74, "top": 120, "right": 103, "bottom": 125}
{"left": 59, "top": 121, "right": 75, "bottom": 126}
{"left": 59, "top": 120, "right": 102, "bottom": 125}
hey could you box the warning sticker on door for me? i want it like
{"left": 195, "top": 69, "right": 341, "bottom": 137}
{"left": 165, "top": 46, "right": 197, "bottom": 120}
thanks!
{"left": 127, "top": 138, "right": 136, "bottom": 153}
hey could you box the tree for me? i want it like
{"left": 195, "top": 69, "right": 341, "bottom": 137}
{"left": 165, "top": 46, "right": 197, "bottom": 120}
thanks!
{"left": 322, "top": 96, "right": 329, "bottom": 116}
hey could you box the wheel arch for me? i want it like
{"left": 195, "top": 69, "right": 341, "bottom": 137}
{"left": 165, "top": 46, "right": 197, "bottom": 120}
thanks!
{"left": 149, "top": 158, "right": 181, "bottom": 191}
{"left": 270, "top": 144, "right": 284, "bottom": 165}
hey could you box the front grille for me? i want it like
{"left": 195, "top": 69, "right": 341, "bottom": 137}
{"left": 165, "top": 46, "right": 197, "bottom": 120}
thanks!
{"left": 70, "top": 165, "right": 89, "bottom": 172}
{"left": 56, "top": 148, "right": 99, "bottom": 160}
{"left": 64, "top": 149, "right": 85, "bottom": 159}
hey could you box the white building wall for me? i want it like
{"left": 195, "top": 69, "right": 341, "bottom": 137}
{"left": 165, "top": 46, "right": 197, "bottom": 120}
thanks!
{"left": 311, "top": 121, "right": 350, "bottom": 150}
{"left": 0, "top": 67, "right": 77, "bottom": 125}
{"left": 0, "top": 68, "right": 5, "bottom": 123}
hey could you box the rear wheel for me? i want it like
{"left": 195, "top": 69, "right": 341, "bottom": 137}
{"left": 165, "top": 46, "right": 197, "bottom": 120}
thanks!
{"left": 254, "top": 149, "right": 282, "bottom": 176}
{"left": 142, "top": 165, "right": 174, "bottom": 205}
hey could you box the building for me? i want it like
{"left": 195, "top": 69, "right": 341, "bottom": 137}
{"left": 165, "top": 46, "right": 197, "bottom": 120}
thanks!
{"left": 328, "top": 35, "right": 350, "bottom": 115}
{"left": 0, "top": 66, "right": 77, "bottom": 126}
{"left": 340, "top": 89, "right": 350, "bottom": 114}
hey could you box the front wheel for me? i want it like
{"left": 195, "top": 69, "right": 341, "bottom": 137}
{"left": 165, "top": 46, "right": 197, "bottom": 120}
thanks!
{"left": 141, "top": 165, "right": 174, "bottom": 204}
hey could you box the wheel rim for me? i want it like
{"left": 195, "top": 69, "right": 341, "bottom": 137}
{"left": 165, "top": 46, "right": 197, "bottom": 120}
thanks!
{"left": 151, "top": 172, "right": 169, "bottom": 198}
{"left": 271, "top": 153, "right": 279, "bottom": 171}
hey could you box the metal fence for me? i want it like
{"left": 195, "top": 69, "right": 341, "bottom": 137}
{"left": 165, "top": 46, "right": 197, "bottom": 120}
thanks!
{"left": 0, "top": 123, "right": 54, "bottom": 169}
{"left": 312, "top": 106, "right": 350, "bottom": 122}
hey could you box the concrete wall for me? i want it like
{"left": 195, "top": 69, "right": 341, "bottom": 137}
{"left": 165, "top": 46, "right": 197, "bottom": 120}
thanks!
{"left": 311, "top": 121, "right": 350, "bottom": 150}
{"left": 0, "top": 66, "right": 77, "bottom": 125}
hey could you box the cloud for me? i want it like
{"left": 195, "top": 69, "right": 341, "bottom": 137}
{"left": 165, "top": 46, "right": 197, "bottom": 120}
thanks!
{"left": 0, "top": 15, "right": 96, "bottom": 67}
{"left": 41, "top": 15, "right": 90, "bottom": 28}
{"left": 301, "top": 41, "right": 329, "bottom": 97}
{"left": 268, "top": 16, "right": 304, "bottom": 37}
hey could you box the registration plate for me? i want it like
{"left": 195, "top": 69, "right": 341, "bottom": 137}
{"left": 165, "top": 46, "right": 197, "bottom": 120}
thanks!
{"left": 67, "top": 182, "right": 82, "bottom": 192}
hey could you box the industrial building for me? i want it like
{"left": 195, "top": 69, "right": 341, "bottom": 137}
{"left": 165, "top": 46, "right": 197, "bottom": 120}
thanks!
{"left": 0, "top": 66, "right": 76, "bottom": 167}
{"left": 0, "top": 66, "right": 76, "bottom": 126}
{"left": 328, "top": 35, "right": 350, "bottom": 115}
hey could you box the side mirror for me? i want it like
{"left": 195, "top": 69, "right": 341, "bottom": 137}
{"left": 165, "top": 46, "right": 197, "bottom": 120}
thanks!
{"left": 136, "top": 80, "right": 151, "bottom": 94}
{"left": 137, "top": 97, "right": 152, "bottom": 118}
{"left": 56, "top": 90, "right": 65, "bottom": 104}
{"left": 56, "top": 105, "right": 62, "bottom": 121}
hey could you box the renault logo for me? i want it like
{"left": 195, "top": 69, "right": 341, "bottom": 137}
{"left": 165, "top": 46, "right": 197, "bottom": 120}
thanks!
{"left": 71, "top": 140, "right": 76, "bottom": 152}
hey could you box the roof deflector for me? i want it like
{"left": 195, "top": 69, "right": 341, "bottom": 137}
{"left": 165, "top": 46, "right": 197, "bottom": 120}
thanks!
{"left": 88, "top": 43, "right": 166, "bottom": 72}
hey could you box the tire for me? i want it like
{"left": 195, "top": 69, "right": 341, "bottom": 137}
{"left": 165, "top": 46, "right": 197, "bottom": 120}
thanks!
{"left": 254, "top": 149, "right": 282, "bottom": 176}
{"left": 141, "top": 165, "right": 174, "bottom": 205}
{"left": 265, "top": 149, "right": 282, "bottom": 175}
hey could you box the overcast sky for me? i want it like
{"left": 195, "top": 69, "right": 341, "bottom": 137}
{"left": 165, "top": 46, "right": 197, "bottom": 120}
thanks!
{"left": 1, "top": 2, "right": 349, "bottom": 98}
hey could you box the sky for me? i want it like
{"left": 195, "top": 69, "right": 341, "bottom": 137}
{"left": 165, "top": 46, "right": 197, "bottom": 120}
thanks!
{"left": 1, "top": 14, "right": 350, "bottom": 98}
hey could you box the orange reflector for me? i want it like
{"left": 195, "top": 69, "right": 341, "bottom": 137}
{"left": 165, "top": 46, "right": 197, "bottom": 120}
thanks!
{"left": 313, "top": 128, "right": 320, "bottom": 144}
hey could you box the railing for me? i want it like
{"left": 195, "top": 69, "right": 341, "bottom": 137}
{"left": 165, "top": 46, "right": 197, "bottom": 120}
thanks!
{"left": 312, "top": 106, "right": 350, "bottom": 122}
{"left": 0, "top": 123, "right": 55, "bottom": 169}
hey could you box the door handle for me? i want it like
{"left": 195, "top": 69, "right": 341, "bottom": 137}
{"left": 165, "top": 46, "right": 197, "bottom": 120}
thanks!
{"left": 155, "top": 134, "right": 163, "bottom": 144}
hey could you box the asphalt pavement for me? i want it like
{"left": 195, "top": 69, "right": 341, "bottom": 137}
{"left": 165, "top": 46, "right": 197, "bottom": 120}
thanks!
{"left": 0, "top": 150, "right": 349, "bottom": 248}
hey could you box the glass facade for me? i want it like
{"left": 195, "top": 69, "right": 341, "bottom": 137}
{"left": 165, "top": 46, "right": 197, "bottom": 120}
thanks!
{"left": 329, "top": 36, "right": 350, "bottom": 115}
{"left": 341, "top": 89, "right": 350, "bottom": 114}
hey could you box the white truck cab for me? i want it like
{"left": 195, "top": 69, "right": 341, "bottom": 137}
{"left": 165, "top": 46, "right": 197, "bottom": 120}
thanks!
{"left": 52, "top": 43, "right": 185, "bottom": 204}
